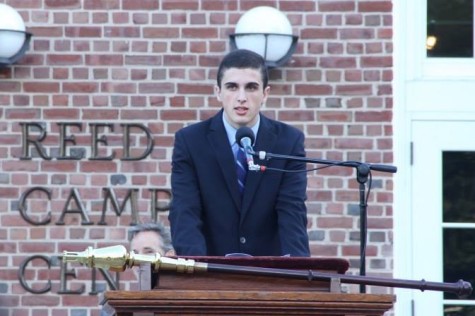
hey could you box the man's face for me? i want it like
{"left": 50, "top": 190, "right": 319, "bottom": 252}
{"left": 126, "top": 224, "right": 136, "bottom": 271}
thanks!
{"left": 215, "top": 68, "right": 270, "bottom": 129}
{"left": 130, "top": 231, "right": 164, "bottom": 255}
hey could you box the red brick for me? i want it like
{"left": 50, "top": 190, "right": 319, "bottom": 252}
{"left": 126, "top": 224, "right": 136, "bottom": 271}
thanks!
{"left": 139, "top": 83, "right": 174, "bottom": 94}
{"left": 361, "top": 56, "right": 392, "bottom": 67}
{"left": 320, "top": 57, "right": 357, "bottom": 68}
{"left": 104, "top": 26, "right": 141, "bottom": 38}
{"left": 81, "top": 161, "right": 118, "bottom": 173}
{"left": 101, "top": 82, "right": 137, "bottom": 94}
{"left": 355, "top": 110, "right": 392, "bottom": 122}
{"left": 319, "top": 1, "right": 355, "bottom": 11}
{"left": 63, "top": 82, "right": 98, "bottom": 93}
{"left": 281, "top": 1, "right": 316, "bottom": 11}
{"left": 377, "top": 84, "right": 392, "bottom": 95}
{"left": 295, "top": 84, "right": 333, "bottom": 95}
{"left": 318, "top": 216, "right": 354, "bottom": 228}
{"left": 307, "top": 190, "right": 333, "bottom": 201}
{"left": 41, "top": 161, "right": 78, "bottom": 172}
{"left": 340, "top": 28, "right": 375, "bottom": 40}
{"left": 202, "top": 0, "right": 238, "bottom": 10}
{"left": 45, "top": 0, "right": 80, "bottom": 8}
{"left": 317, "top": 111, "right": 352, "bottom": 122}
{"left": 305, "top": 138, "right": 332, "bottom": 150}
{"left": 346, "top": 70, "right": 363, "bottom": 81}
{"left": 336, "top": 84, "right": 372, "bottom": 95}
{"left": 164, "top": 55, "right": 197, "bottom": 66}
{"left": 0, "top": 82, "right": 21, "bottom": 92}
{"left": 23, "top": 81, "right": 59, "bottom": 93}
{"left": 22, "top": 295, "right": 61, "bottom": 306}
{"left": 160, "top": 110, "right": 198, "bottom": 121}
{"left": 278, "top": 110, "right": 315, "bottom": 122}
{"left": 377, "top": 29, "right": 393, "bottom": 39}
{"left": 43, "top": 108, "right": 80, "bottom": 119}
{"left": 368, "top": 218, "right": 393, "bottom": 229}
{"left": 301, "top": 28, "right": 338, "bottom": 39}
{"left": 65, "top": 26, "right": 102, "bottom": 37}
{"left": 177, "top": 83, "right": 213, "bottom": 95}
{"left": 343, "top": 245, "right": 378, "bottom": 256}
{"left": 125, "top": 55, "right": 162, "bottom": 66}
{"left": 86, "top": 55, "right": 123, "bottom": 66}
{"left": 309, "top": 244, "right": 338, "bottom": 256}
{"left": 335, "top": 138, "right": 373, "bottom": 149}
{"left": 0, "top": 295, "right": 19, "bottom": 306}
{"left": 162, "top": 0, "right": 199, "bottom": 10}
{"left": 358, "top": 1, "right": 392, "bottom": 12}
{"left": 346, "top": 14, "right": 363, "bottom": 25}
{"left": 84, "top": 0, "right": 120, "bottom": 9}
{"left": 182, "top": 27, "right": 218, "bottom": 39}
{"left": 121, "top": 161, "right": 159, "bottom": 173}
{"left": 122, "top": 0, "right": 158, "bottom": 10}
{"left": 121, "top": 109, "right": 159, "bottom": 120}
{"left": 29, "top": 26, "right": 64, "bottom": 37}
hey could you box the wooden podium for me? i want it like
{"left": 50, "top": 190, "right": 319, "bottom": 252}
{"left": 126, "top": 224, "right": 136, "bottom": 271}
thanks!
{"left": 102, "top": 256, "right": 395, "bottom": 316}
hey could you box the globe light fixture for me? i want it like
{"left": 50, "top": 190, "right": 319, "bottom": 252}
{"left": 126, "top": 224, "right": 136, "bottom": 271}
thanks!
{"left": 0, "top": 3, "right": 32, "bottom": 67}
{"left": 229, "top": 6, "right": 298, "bottom": 69}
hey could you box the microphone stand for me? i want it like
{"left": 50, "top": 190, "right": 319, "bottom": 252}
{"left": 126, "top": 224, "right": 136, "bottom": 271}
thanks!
{"left": 251, "top": 150, "right": 397, "bottom": 293}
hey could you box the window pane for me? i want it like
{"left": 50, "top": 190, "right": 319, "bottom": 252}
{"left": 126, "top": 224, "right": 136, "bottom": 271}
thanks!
{"left": 444, "top": 305, "right": 475, "bottom": 316}
{"left": 427, "top": 0, "right": 474, "bottom": 57}
{"left": 443, "top": 151, "right": 475, "bottom": 223}
{"left": 443, "top": 229, "right": 475, "bottom": 301}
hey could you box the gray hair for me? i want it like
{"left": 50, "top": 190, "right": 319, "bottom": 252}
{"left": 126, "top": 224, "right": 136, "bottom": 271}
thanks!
{"left": 127, "top": 222, "right": 173, "bottom": 253}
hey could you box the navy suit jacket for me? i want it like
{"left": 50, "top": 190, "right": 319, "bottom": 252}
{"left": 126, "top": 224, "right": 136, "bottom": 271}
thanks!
{"left": 169, "top": 111, "right": 310, "bottom": 257}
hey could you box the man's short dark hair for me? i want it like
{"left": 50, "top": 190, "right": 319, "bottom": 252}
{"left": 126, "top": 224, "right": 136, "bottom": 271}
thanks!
{"left": 216, "top": 49, "right": 269, "bottom": 89}
{"left": 128, "top": 222, "right": 173, "bottom": 253}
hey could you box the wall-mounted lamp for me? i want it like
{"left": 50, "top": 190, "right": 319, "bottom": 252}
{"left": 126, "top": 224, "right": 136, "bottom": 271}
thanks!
{"left": 0, "top": 4, "right": 32, "bottom": 67}
{"left": 426, "top": 35, "right": 437, "bottom": 50}
{"left": 229, "top": 6, "right": 298, "bottom": 69}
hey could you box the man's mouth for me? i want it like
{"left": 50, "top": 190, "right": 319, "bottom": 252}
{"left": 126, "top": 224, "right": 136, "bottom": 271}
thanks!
{"left": 235, "top": 106, "right": 248, "bottom": 115}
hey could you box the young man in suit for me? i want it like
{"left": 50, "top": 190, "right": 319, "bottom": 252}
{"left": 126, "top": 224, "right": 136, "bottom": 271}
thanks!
{"left": 169, "top": 49, "right": 310, "bottom": 257}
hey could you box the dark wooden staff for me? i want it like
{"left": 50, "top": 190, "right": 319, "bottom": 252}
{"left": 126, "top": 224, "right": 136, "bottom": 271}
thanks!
{"left": 62, "top": 245, "right": 473, "bottom": 298}
{"left": 202, "top": 262, "right": 472, "bottom": 298}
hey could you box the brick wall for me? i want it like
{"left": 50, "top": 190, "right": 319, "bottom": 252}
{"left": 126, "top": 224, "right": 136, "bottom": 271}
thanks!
{"left": 0, "top": 0, "right": 394, "bottom": 315}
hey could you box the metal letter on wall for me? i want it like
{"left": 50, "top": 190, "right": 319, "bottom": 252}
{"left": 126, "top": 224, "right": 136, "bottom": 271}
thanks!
{"left": 18, "top": 187, "right": 52, "bottom": 225}
{"left": 18, "top": 255, "right": 52, "bottom": 294}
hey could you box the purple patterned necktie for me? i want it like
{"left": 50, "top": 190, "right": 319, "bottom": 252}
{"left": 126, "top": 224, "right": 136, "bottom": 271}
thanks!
{"left": 236, "top": 147, "right": 248, "bottom": 195}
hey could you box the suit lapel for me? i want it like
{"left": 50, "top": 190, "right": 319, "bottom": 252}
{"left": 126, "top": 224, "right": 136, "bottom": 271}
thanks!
{"left": 207, "top": 112, "right": 242, "bottom": 211}
{"left": 241, "top": 115, "right": 277, "bottom": 222}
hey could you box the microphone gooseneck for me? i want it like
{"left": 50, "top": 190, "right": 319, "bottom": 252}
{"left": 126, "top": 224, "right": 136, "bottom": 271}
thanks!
{"left": 235, "top": 127, "right": 263, "bottom": 172}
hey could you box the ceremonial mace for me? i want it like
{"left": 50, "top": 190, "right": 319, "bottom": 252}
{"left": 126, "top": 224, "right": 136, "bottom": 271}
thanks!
{"left": 62, "top": 245, "right": 472, "bottom": 298}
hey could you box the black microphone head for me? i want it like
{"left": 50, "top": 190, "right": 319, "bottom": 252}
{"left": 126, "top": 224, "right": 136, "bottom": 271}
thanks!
{"left": 235, "top": 126, "right": 255, "bottom": 148}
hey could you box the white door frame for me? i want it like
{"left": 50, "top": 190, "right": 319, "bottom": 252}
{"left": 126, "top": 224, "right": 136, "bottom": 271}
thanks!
{"left": 393, "top": 0, "right": 475, "bottom": 314}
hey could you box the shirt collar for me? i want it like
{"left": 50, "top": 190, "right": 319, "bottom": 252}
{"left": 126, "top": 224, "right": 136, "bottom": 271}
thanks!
{"left": 222, "top": 113, "right": 260, "bottom": 146}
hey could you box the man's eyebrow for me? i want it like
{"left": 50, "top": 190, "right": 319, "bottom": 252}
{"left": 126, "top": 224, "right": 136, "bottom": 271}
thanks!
{"left": 223, "top": 81, "right": 260, "bottom": 86}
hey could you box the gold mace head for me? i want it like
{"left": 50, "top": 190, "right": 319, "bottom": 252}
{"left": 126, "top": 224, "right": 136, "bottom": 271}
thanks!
{"left": 62, "top": 245, "right": 133, "bottom": 272}
{"left": 62, "top": 245, "right": 202, "bottom": 273}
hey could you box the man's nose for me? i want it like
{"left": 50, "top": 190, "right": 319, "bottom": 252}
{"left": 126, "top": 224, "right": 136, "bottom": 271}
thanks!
{"left": 237, "top": 88, "right": 247, "bottom": 102}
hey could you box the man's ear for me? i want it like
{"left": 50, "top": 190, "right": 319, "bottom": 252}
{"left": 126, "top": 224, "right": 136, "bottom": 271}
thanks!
{"left": 262, "top": 85, "right": 271, "bottom": 104}
{"left": 214, "top": 85, "right": 222, "bottom": 102}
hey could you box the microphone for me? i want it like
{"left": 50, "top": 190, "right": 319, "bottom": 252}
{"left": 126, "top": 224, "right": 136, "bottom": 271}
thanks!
{"left": 235, "top": 127, "right": 263, "bottom": 171}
